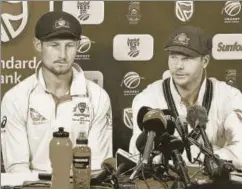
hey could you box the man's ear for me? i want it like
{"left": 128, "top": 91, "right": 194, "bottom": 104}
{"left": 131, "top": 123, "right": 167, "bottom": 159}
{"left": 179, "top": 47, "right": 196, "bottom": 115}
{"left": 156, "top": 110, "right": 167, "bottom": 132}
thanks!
{"left": 33, "top": 37, "right": 42, "bottom": 52}
{"left": 202, "top": 55, "right": 210, "bottom": 69}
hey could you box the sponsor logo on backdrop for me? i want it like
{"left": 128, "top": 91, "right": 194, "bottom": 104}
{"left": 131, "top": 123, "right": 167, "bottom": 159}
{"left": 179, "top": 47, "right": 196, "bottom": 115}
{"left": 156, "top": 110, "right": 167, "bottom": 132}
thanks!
{"left": 77, "top": 1, "right": 90, "bottom": 21}
{"left": 62, "top": 1, "right": 104, "bottom": 24}
{"left": 175, "top": 1, "right": 194, "bottom": 22}
{"left": 1, "top": 1, "right": 28, "bottom": 42}
{"left": 225, "top": 69, "right": 237, "bottom": 87}
{"left": 127, "top": 38, "right": 140, "bottom": 57}
{"left": 1, "top": 56, "right": 41, "bottom": 84}
{"left": 83, "top": 71, "right": 104, "bottom": 88}
{"left": 113, "top": 34, "right": 154, "bottom": 61}
{"left": 212, "top": 34, "right": 242, "bottom": 60}
{"left": 123, "top": 108, "right": 133, "bottom": 129}
{"left": 121, "top": 72, "right": 144, "bottom": 96}
{"left": 221, "top": 1, "right": 241, "bottom": 24}
{"left": 75, "top": 35, "right": 95, "bottom": 60}
{"left": 126, "top": 1, "right": 141, "bottom": 24}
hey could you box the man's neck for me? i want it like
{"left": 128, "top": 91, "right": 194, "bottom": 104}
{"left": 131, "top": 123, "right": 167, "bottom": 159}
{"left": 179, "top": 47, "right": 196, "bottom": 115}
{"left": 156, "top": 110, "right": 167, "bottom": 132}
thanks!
{"left": 42, "top": 67, "right": 73, "bottom": 98}
{"left": 174, "top": 75, "right": 204, "bottom": 106}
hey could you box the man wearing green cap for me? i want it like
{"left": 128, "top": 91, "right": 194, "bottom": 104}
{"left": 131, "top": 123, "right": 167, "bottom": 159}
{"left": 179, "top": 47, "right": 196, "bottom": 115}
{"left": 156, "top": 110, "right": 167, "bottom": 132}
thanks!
{"left": 1, "top": 11, "right": 113, "bottom": 173}
{"left": 129, "top": 25, "right": 242, "bottom": 169}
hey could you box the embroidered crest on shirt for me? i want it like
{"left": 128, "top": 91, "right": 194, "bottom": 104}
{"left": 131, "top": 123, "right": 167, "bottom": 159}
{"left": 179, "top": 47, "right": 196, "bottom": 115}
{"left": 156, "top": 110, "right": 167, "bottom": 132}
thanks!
{"left": 73, "top": 102, "right": 90, "bottom": 124}
{"left": 173, "top": 33, "right": 190, "bottom": 46}
{"left": 30, "top": 108, "right": 48, "bottom": 125}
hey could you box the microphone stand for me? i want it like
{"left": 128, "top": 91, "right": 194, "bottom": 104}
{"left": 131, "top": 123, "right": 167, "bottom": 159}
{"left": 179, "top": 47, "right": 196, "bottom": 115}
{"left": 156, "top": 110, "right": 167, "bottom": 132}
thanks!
{"left": 159, "top": 136, "right": 192, "bottom": 189}
{"left": 171, "top": 149, "right": 192, "bottom": 189}
{"left": 187, "top": 135, "right": 235, "bottom": 181}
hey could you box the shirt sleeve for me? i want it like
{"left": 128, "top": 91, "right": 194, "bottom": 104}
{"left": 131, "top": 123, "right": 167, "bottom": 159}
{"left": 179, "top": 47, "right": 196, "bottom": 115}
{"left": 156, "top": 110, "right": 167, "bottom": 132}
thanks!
{"left": 214, "top": 86, "right": 242, "bottom": 169}
{"left": 1, "top": 93, "right": 31, "bottom": 173}
{"left": 88, "top": 89, "right": 113, "bottom": 170}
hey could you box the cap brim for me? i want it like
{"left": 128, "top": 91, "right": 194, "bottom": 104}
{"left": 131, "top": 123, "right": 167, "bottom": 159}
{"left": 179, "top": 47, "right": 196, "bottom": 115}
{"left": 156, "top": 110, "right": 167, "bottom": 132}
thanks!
{"left": 39, "top": 29, "right": 81, "bottom": 40}
{"left": 164, "top": 46, "right": 201, "bottom": 57}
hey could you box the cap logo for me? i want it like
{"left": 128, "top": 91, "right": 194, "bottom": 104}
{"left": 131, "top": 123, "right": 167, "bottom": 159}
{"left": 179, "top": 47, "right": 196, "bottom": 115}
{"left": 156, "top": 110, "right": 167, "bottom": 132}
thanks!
{"left": 54, "top": 18, "right": 70, "bottom": 29}
{"left": 173, "top": 33, "right": 190, "bottom": 46}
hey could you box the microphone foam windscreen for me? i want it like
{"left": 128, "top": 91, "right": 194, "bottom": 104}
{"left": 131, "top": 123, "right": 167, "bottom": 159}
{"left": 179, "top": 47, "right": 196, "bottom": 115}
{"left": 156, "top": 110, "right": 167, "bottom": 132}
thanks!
{"left": 187, "top": 105, "right": 208, "bottom": 128}
{"left": 142, "top": 109, "right": 167, "bottom": 133}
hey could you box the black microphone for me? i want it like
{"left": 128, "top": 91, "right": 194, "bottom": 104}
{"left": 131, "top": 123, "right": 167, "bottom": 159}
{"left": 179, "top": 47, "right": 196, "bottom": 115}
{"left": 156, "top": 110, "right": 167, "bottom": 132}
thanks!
{"left": 136, "top": 131, "right": 147, "bottom": 154}
{"left": 136, "top": 109, "right": 176, "bottom": 155}
{"left": 140, "top": 108, "right": 168, "bottom": 164}
{"left": 130, "top": 107, "right": 167, "bottom": 180}
{"left": 170, "top": 138, "right": 192, "bottom": 188}
{"left": 158, "top": 135, "right": 192, "bottom": 188}
{"left": 176, "top": 116, "right": 192, "bottom": 162}
{"left": 92, "top": 158, "right": 117, "bottom": 185}
{"left": 136, "top": 106, "right": 151, "bottom": 131}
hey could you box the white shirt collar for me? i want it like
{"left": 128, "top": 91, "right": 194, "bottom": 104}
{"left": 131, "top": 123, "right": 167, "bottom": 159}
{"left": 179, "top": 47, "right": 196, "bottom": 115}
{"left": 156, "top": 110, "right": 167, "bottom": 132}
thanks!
{"left": 169, "top": 77, "right": 207, "bottom": 106}
{"left": 36, "top": 63, "right": 87, "bottom": 96}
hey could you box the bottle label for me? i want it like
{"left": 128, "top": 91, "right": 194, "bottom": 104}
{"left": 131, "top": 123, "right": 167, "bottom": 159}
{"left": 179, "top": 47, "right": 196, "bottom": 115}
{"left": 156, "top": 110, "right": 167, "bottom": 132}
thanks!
{"left": 73, "top": 156, "right": 90, "bottom": 169}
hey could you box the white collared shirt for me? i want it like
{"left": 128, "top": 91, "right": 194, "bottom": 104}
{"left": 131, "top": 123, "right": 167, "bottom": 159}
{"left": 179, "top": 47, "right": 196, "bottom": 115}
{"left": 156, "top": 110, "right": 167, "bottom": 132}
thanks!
{"left": 129, "top": 77, "right": 242, "bottom": 169}
{"left": 1, "top": 64, "right": 113, "bottom": 172}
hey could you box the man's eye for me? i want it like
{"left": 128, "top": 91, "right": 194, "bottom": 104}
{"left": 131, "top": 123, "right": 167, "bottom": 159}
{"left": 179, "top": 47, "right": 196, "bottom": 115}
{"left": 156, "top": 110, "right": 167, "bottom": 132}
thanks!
{"left": 50, "top": 43, "right": 58, "bottom": 47}
{"left": 183, "top": 57, "right": 192, "bottom": 61}
{"left": 67, "top": 44, "right": 75, "bottom": 47}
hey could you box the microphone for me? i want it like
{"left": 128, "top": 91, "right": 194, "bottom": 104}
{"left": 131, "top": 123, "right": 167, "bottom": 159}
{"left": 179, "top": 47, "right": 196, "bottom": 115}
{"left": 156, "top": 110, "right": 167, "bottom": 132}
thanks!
{"left": 136, "top": 131, "right": 147, "bottom": 154}
{"left": 176, "top": 116, "right": 192, "bottom": 162}
{"left": 161, "top": 109, "right": 176, "bottom": 135}
{"left": 170, "top": 138, "right": 192, "bottom": 188}
{"left": 136, "top": 106, "right": 151, "bottom": 131}
{"left": 136, "top": 109, "right": 176, "bottom": 155}
{"left": 139, "top": 108, "right": 168, "bottom": 164}
{"left": 92, "top": 158, "right": 117, "bottom": 186}
{"left": 187, "top": 105, "right": 211, "bottom": 151}
{"left": 116, "top": 163, "right": 126, "bottom": 177}
{"left": 130, "top": 107, "right": 167, "bottom": 180}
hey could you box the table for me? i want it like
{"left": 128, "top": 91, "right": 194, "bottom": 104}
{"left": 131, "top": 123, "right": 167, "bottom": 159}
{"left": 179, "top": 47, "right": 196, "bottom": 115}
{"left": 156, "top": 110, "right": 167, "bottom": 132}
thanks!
{"left": 2, "top": 167, "right": 242, "bottom": 189}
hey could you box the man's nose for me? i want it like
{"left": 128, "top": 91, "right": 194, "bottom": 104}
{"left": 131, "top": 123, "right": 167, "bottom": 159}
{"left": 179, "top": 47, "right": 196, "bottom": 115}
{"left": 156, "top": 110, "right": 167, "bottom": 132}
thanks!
{"left": 176, "top": 59, "right": 184, "bottom": 69}
{"left": 59, "top": 46, "right": 67, "bottom": 59}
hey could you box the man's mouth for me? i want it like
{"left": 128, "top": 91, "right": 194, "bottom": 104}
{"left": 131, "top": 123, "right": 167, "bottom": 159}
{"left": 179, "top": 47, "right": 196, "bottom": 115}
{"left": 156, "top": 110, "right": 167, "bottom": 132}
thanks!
{"left": 55, "top": 62, "right": 67, "bottom": 64}
{"left": 175, "top": 73, "right": 186, "bottom": 77}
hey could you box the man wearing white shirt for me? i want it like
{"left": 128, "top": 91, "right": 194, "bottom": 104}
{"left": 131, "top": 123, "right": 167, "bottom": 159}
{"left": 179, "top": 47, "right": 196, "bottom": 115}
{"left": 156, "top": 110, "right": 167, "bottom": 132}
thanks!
{"left": 129, "top": 25, "right": 242, "bottom": 169}
{"left": 1, "top": 11, "right": 113, "bottom": 173}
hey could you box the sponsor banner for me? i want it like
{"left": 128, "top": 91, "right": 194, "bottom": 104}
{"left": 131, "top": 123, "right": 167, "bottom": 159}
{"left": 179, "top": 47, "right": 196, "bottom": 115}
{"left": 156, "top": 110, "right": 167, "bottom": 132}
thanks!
{"left": 113, "top": 34, "right": 153, "bottom": 61}
{"left": 1, "top": 1, "right": 28, "bottom": 42}
{"left": 1, "top": 56, "right": 41, "bottom": 85}
{"left": 84, "top": 71, "right": 104, "bottom": 88}
{"left": 175, "top": 1, "right": 194, "bottom": 22}
{"left": 120, "top": 72, "right": 144, "bottom": 96}
{"left": 62, "top": 1, "right": 104, "bottom": 24}
{"left": 212, "top": 34, "right": 242, "bottom": 60}
{"left": 221, "top": 1, "right": 241, "bottom": 24}
{"left": 126, "top": 1, "right": 141, "bottom": 24}
{"left": 123, "top": 107, "right": 133, "bottom": 129}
